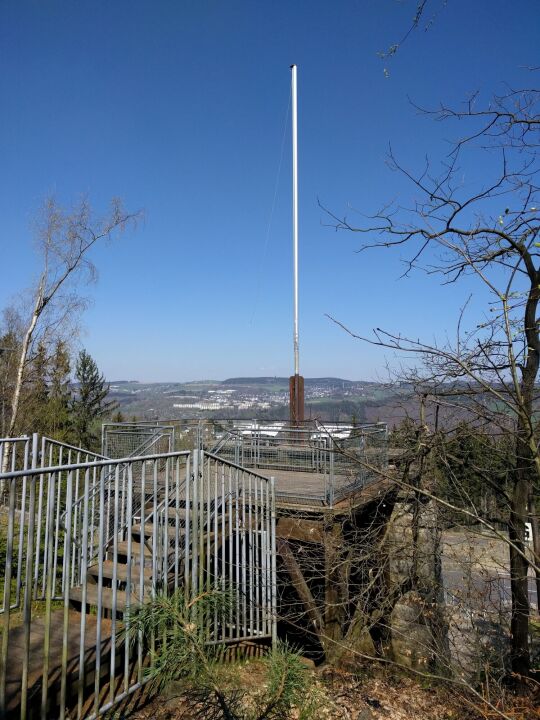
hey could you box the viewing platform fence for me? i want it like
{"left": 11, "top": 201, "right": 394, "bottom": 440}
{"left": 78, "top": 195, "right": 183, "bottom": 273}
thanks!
{"left": 105, "top": 420, "right": 388, "bottom": 506}
{"left": 209, "top": 421, "right": 388, "bottom": 505}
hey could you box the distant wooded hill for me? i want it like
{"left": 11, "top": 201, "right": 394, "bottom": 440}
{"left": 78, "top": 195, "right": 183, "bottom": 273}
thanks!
{"left": 221, "top": 377, "right": 370, "bottom": 386}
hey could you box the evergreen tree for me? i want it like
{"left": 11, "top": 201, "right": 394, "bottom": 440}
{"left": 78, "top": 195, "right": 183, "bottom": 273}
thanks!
{"left": 111, "top": 410, "right": 125, "bottom": 423}
{"left": 436, "top": 423, "right": 512, "bottom": 526}
{"left": 25, "top": 342, "right": 49, "bottom": 434}
{"left": 0, "top": 330, "right": 19, "bottom": 436}
{"left": 72, "top": 350, "right": 115, "bottom": 451}
{"left": 46, "top": 340, "right": 72, "bottom": 441}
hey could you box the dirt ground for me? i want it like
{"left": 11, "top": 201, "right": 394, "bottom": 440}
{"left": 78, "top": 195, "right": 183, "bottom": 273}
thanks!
{"left": 127, "top": 661, "right": 539, "bottom": 720}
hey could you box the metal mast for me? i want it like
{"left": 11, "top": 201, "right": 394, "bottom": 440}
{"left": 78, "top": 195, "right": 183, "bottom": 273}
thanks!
{"left": 289, "top": 64, "right": 304, "bottom": 424}
{"left": 291, "top": 64, "right": 299, "bottom": 376}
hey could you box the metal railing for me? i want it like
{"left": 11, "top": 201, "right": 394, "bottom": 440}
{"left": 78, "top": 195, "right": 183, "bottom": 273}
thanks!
{"left": 0, "top": 435, "right": 106, "bottom": 612}
{"left": 0, "top": 442, "right": 276, "bottom": 719}
{"left": 209, "top": 421, "right": 388, "bottom": 505}
{"left": 71, "top": 425, "right": 175, "bottom": 564}
{"left": 200, "top": 452, "right": 276, "bottom": 643}
{"left": 103, "top": 420, "right": 388, "bottom": 506}
{"left": 0, "top": 436, "right": 31, "bottom": 475}
{"left": 101, "top": 422, "right": 175, "bottom": 459}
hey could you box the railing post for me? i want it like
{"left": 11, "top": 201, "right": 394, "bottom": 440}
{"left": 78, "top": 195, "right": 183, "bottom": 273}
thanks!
{"left": 270, "top": 476, "right": 277, "bottom": 646}
{"left": 0, "top": 473, "right": 16, "bottom": 715}
{"left": 197, "top": 421, "right": 202, "bottom": 452}
{"left": 77, "top": 467, "right": 91, "bottom": 717}
{"left": 16, "top": 439, "right": 31, "bottom": 606}
{"left": 59, "top": 468, "right": 74, "bottom": 720}
{"left": 328, "top": 441, "right": 335, "bottom": 506}
{"left": 20, "top": 431, "right": 39, "bottom": 720}
{"left": 41, "top": 468, "right": 57, "bottom": 719}
{"left": 33, "top": 435, "right": 46, "bottom": 595}
{"left": 191, "top": 449, "right": 199, "bottom": 597}
{"left": 198, "top": 450, "right": 205, "bottom": 598}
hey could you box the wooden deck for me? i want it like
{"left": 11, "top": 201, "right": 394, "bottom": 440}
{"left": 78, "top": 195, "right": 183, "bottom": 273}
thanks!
{"left": 256, "top": 469, "right": 332, "bottom": 499}
{"left": 255, "top": 468, "right": 395, "bottom": 512}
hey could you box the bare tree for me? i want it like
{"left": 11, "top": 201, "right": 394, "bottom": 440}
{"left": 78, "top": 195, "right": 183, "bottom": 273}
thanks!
{"left": 1, "top": 196, "right": 139, "bottom": 468}
{"left": 322, "top": 84, "right": 540, "bottom": 684}
{"left": 378, "top": 0, "right": 449, "bottom": 75}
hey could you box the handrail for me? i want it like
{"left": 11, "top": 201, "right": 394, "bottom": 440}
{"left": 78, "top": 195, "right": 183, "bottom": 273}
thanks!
{"left": 0, "top": 447, "right": 190, "bottom": 479}
{"left": 64, "top": 431, "right": 177, "bottom": 557}
{"left": 66, "top": 430, "right": 170, "bottom": 513}
{"left": 41, "top": 436, "right": 108, "bottom": 460}
{"left": 209, "top": 430, "right": 235, "bottom": 455}
{"left": 204, "top": 450, "right": 277, "bottom": 480}
{"left": 39, "top": 433, "right": 175, "bottom": 560}
{"left": 0, "top": 442, "right": 276, "bottom": 718}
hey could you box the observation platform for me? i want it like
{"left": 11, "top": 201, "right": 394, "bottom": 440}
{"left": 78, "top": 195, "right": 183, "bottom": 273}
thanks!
{"left": 258, "top": 468, "right": 395, "bottom": 513}
{"left": 204, "top": 420, "right": 389, "bottom": 509}
{"left": 102, "top": 419, "right": 389, "bottom": 511}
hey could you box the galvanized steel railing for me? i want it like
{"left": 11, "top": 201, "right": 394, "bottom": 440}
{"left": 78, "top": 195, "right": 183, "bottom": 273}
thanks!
{"left": 0, "top": 435, "right": 106, "bottom": 612}
{"left": 0, "top": 442, "right": 276, "bottom": 719}
{"left": 0, "top": 436, "right": 31, "bottom": 474}
{"left": 201, "top": 452, "right": 276, "bottom": 643}
{"left": 101, "top": 422, "right": 175, "bottom": 460}
{"left": 104, "top": 419, "right": 388, "bottom": 505}
{"left": 69, "top": 426, "right": 175, "bottom": 565}
{"left": 209, "top": 421, "right": 388, "bottom": 505}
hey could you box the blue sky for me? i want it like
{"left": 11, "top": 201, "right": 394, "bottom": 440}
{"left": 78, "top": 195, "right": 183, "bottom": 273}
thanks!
{"left": 1, "top": 0, "right": 538, "bottom": 381}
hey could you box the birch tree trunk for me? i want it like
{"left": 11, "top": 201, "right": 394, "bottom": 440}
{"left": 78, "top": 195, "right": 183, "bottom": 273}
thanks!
{"left": 0, "top": 196, "right": 138, "bottom": 480}
{"left": 0, "top": 284, "right": 43, "bottom": 479}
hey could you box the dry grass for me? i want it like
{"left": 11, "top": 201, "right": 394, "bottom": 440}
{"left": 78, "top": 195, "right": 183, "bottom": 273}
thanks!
{"left": 128, "top": 659, "right": 539, "bottom": 720}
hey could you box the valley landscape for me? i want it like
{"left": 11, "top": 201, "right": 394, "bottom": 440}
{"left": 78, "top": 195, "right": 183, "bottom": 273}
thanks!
{"left": 109, "top": 377, "right": 413, "bottom": 425}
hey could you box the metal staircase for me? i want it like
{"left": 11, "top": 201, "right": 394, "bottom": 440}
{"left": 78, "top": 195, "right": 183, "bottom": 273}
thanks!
{"left": 0, "top": 436, "right": 276, "bottom": 719}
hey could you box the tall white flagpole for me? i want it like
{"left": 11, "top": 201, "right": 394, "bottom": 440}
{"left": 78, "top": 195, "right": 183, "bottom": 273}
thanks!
{"left": 291, "top": 64, "right": 299, "bottom": 377}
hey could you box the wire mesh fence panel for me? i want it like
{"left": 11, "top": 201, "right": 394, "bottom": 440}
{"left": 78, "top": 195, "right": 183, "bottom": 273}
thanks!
{"left": 101, "top": 423, "right": 175, "bottom": 460}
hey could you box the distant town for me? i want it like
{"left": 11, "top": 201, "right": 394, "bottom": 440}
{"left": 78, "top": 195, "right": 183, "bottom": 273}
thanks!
{"left": 108, "top": 376, "right": 409, "bottom": 424}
